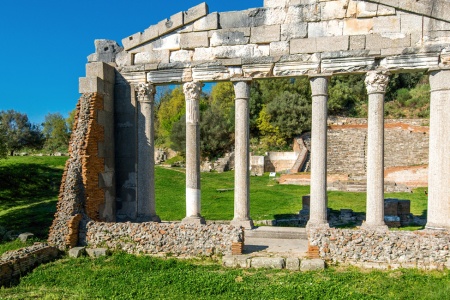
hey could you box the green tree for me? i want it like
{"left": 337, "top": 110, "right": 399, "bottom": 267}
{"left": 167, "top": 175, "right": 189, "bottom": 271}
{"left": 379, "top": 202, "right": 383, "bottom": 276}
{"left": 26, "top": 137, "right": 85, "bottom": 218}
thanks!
{"left": 328, "top": 74, "right": 367, "bottom": 116}
{"left": 42, "top": 113, "right": 70, "bottom": 153}
{"left": 0, "top": 126, "right": 7, "bottom": 159}
{"left": 156, "top": 87, "right": 185, "bottom": 146}
{"left": 66, "top": 108, "right": 77, "bottom": 134}
{"left": 0, "top": 110, "right": 43, "bottom": 156}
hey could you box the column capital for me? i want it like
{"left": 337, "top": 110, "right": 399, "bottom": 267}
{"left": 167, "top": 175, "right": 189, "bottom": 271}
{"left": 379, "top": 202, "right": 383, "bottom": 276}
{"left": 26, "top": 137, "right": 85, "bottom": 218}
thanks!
{"left": 365, "top": 70, "right": 390, "bottom": 94}
{"left": 233, "top": 81, "right": 251, "bottom": 100}
{"left": 135, "top": 83, "right": 155, "bottom": 103}
{"left": 309, "top": 76, "right": 330, "bottom": 97}
{"left": 183, "top": 81, "right": 203, "bottom": 100}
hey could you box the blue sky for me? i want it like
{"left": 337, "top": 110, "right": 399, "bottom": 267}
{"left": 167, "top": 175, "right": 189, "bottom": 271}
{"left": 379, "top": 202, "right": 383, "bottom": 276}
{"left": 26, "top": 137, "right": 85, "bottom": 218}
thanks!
{"left": 0, "top": 0, "right": 263, "bottom": 125}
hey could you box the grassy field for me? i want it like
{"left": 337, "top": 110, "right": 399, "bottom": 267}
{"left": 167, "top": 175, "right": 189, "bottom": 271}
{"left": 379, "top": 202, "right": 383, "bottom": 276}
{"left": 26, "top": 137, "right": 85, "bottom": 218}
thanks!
{"left": 0, "top": 156, "right": 441, "bottom": 299}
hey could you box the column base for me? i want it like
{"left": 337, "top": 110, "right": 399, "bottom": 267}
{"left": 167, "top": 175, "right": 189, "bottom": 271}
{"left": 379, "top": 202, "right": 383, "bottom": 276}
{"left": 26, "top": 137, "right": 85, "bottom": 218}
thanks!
{"left": 361, "top": 222, "right": 388, "bottom": 232}
{"left": 230, "top": 219, "right": 254, "bottom": 230}
{"left": 182, "top": 216, "right": 206, "bottom": 225}
{"left": 136, "top": 215, "right": 161, "bottom": 223}
{"left": 306, "top": 220, "right": 329, "bottom": 230}
{"left": 425, "top": 223, "right": 450, "bottom": 231}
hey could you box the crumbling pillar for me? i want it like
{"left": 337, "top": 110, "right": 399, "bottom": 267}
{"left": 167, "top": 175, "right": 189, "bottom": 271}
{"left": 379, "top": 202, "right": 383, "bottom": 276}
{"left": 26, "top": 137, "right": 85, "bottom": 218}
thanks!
{"left": 183, "top": 81, "right": 205, "bottom": 225}
{"left": 307, "top": 75, "right": 330, "bottom": 229}
{"left": 363, "top": 70, "right": 389, "bottom": 231}
{"left": 136, "top": 83, "right": 160, "bottom": 222}
{"left": 231, "top": 80, "right": 253, "bottom": 229}
{"left": 426, "top": 69, "right": 450, "bottom": 230}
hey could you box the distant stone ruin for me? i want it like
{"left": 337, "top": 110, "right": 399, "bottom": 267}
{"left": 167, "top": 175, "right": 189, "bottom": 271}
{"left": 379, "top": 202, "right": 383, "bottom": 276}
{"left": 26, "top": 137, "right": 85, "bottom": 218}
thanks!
{"left": 48, "top": 0, "right": 450, "bottom": 268}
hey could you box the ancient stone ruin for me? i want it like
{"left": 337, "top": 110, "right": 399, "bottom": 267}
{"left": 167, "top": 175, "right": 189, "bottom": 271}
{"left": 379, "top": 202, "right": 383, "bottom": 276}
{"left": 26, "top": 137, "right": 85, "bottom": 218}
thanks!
{"left": 49, "top": 0, "right": 450, "bottom": 267}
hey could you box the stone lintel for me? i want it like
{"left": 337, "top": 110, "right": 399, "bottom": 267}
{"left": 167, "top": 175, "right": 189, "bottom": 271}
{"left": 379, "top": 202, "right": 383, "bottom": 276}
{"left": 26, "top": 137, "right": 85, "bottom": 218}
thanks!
{"left": 381, "top": 53, "right": 440, "bottom": 70}
{"left": 147, "top": 69, "right": 192, "bottom": 84}
{"left": 322, "top": 57, "right": 376, "bottom": 73}
{"left": 273, "top": 61, "right": 320, "bottom": 77}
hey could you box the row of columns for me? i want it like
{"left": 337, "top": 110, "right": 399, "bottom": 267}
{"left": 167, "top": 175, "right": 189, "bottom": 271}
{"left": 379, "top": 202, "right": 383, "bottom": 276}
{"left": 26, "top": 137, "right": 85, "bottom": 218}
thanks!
{"left": 135, "top": 69, "right": 450, "bottom": 231}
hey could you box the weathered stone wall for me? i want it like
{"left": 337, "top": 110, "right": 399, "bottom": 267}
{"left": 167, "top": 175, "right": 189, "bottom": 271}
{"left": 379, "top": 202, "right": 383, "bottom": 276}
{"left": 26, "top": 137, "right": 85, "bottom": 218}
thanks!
{"left": 309, "top": 228, "right": 450, "bottom": 270}
{"left": 0, "top": 243, "right": 59, "bottom": 287}
{"left": 264, "top": 152, "right": 299, "bottom": 172}
{"left": 327, "top": 118, "right": 429, "bottom": 176}
{"left": 86, "top": 222, "right": 244, "bottom": 257}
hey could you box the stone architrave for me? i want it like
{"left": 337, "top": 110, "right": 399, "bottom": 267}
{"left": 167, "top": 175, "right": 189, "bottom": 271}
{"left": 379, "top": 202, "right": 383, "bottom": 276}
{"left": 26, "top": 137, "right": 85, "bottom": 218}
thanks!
{"left": 231, "top": 80, "right": 254, "bottom": 229}
{"left": 183, "top": 81, "right": 205, "bottom": 225}
{"left": 426, "top": 69, "right": 450, "bottom": 230}
{"left": 362, "top": 70, "right": 389, "bottom": 231}
{"left": 307, "top": 76, "right": 330, "bottom": 229}
{"left": 135, "top": 83, "right": 160, "bottom": 222}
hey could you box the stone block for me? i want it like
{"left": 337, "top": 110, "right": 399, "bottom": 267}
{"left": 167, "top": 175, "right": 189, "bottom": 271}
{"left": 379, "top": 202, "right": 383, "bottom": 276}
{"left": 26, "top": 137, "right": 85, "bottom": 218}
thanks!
{"left": 193, "top": 13, "right": 219, "bottom": 31}
{"left": 316, "top": 36, "right": 349, "bottom": 52}
{"left": 270, "top": 41, "right": 290, "bottom": 56}
{"left": 79, "top": 77, "right": 104, "bottom": 94}
{"left": 180, "top": 31, "right": 209, "bottom": 49}
{"left": 308, "top": 20, "right": 343, "bottom": 37}
{"left": 147, "top": 68, "right": 192, "bottom": 84}
{"left": 380, "top": 53, "right": 439, "bottom": 69}
{"left": 250, "top": 25, "right": 281, "bottom": 44}
{"left": 184, "top": 2, "right": 209, "bottom": 24}
{"left": 122, "top": 32, "right": 142, "bottom": 51}
{"left": 320, "top": 0, "right": 347, "bottom": 20}
{"left": 192, "top": 65, "right": 230, "bottom": 81}
{"left": 99, "top": 171, "right": 114, "bottom": 188}
{"left": 423, "top": 17, "right": 450, "bottom": 32}
{"left": 264, "top": 0, "right": 288, "bottom": 7}
{"left": 242, "top": 63, "right": 274, "bottom": 78}
{"left": 373, "top": 16, "right": 401, "bottom": 34}
{"left": 377, "top": 4, "right": 396, "bottom": 16}
{"left": 300, "top": 259, "right": 325, "bottom": 271}
{"left": 157, "top": 12, "right": 184, "bottom": 37}
{"left": 404, "top": 0, "right": 433, "bottom": 16}
{"left": 210, "top": 31, "right": 249, "bottom": 47}
{"left": 219, "top": 11, "right": 252, "bottom": 29}
{"left": 350, "top": 35, "right": 366, "bottom": 50}
{"left": 251, "top": 257, "right": 285, "bottom": 269}
{"left": 356, "top": 1, "right": 378, "bottom": 18}
{"left": 431, "top": 1, "right": 450, "bottom": 22}
{"left": 86, "top": 248, "right": 110, "bottom": 258}
{"left": 401, "top": 14, "right": 424, "bottom": 34}
{"left": 281, "top": 23, "right": 307, "bottom": 41}
{"left": 170, "top": 50, "right": 194, "bottom": 63}
{"left": 222, "top": 255, "right": 250, "bottom": 268}
{"left": 134, "top": 50, "right": 170, "bottom": 65}
{"left": 141, "top": 25, "right": 159, "bottom": 43}
{"left": 344, "top": 18, "right": 373, "bottom": 36}
{"left": 366, "top": 34, "right": 411, "bottom": 50}
{"left": 286, "top": 258, "right": 300, "bottom": 270}
{"left": 18, "top": 232, "right": 34, "bottom": 242}
{"left": 290, "top": 38, "right": 317, "bottom": 54}
{"left": 322, "top": 57, "right": 375, "bottom": 73}
{"left": 68, "top": 247, "right": 86, "bottom": 258}
{"left": 152, "top": 34, "right": 180, "bottom": 51}
{"left": 86, "top": 62, "right": 115, "bottom": 84}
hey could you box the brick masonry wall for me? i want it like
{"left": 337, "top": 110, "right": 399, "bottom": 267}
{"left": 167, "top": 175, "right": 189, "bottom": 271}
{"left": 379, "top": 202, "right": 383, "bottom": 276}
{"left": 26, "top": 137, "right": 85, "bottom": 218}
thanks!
{"left": 0, "top": 243, "right": 59, "bottom": 287}
{"left": 86, "top": 222, "right": 244, "bottom": 257}
{"left": 309, "top": 228, "right": 450, "bottom": 270}
{"left": 48, "top": 93, "right": 107, "bottom": 250}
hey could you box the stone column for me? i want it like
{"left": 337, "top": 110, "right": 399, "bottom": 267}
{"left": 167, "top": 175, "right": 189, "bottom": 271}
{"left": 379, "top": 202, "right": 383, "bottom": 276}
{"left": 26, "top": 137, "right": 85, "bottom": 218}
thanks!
{"left": 231, "top": 80, "right": 253, "bottom": 229}
{"left": 307, "top": 76, "right": 330, "bottom": 229}
{"left": 183, "top": 81, "right": 205, "bottom": 225}
{"left": 135, "top": 83, "right": 160, "bottom": 222}
{"left": 362, "top": 70, "right": 389, "bottom": 231}
{"left": 426, "top": 69, "right": 450, "bottom": 230}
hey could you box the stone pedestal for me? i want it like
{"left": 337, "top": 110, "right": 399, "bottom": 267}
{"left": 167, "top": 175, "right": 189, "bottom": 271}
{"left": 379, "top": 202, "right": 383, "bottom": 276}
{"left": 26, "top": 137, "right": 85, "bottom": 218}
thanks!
{"left": 362, "top": 70, "right": 389, "bottom": 231}
{"left": 135, "top": 83, "right": 160, "bottom": 222}
{"left": 231, "top": 80, "right": 253, "bottom": 229}
{"left": 307, "top": 76, "right": 330, "bottom": 229}
{"left": 426, "top": 69, "right": 450, "bottom": 230}
{"left": 183, "top": 81, "right": 205, "bottom": 225}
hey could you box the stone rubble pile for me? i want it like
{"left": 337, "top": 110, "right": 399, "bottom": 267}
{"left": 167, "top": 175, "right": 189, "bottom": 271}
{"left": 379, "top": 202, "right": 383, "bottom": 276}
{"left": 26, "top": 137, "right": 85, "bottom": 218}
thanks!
{"left": 309, "top": 228, "right": 450, "bottom": 270}
{"left": 86, "top": 222, "right": 243, "bottom": 257}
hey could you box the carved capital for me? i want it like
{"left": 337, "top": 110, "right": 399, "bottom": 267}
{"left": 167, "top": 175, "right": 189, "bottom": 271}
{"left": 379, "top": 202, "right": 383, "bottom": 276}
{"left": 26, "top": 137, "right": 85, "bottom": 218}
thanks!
{"left": 183, "top": 81, "right": 203, "bottom": 100}
{"left": 365, "top": 70, "right": 390, "bottom": 94}
{"left": 135, "top": 83, "right": 155, "bottom": 103}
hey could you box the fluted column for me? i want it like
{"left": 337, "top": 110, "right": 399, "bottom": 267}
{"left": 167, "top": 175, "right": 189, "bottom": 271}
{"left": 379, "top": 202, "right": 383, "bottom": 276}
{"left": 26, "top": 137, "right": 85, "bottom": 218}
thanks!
{"left": 182, "top": 81, "right": 205, "bottom": 225}
{"left": 231, "top": 80, "right": 253, "bottom": 229}
{"left": 426, "top": 69, "right": 450, "bottom": 230}
{"left": 307, "top": 76, "right": 330, "bottom": 229}
{"left": 362, "top": 70, "right": 389, "bottom": 231}
{"left": 136, "top": 83, "right": 160, "bottom": 222}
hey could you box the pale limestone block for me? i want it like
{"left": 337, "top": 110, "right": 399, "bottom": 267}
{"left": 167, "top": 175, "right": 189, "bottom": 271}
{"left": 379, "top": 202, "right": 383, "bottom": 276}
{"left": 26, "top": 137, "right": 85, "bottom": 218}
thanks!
{"left": 18, "top": 233, "right": 34, "bottom": 242}
{"left": 86, "top": 62, "right": 115, "bottom": 83}
{"left": 115, "top": 51, "right": 132, "bottom": 67}
{"left": 193, "top": 47, "right": 214, "bottom": 61}
{"left": 131, "top": 43, "right": 154, "bottom": 54}
{"left": 308, "top": 20, "right": 343, "bottom": 37}
{"left": 180, "top": 31, "right": 209, "bottom": 49}
{"left": 431, "top": 1, "right": 450, "bottom": 22}
{"left": 322, "top": 57, "right": 375, "bottom": 73}
{"left": 377, "top": 0, "right": 399, "bottom": 7}
{"left": 350, "top": 35, "right": 366, "bottom": 50}
{"left": 380, "top": 53, "right": 439, "bottom": 70}
{"left": 286, "top": 258, "right": 300, "bottom": 270}
{"left": 440, "top": 53, "right": 450, "bottom": 68}
{"left": 177, "top": 24, "right": 194, "bottom": 34}
{"left": 264, "top": 7, "right": 288, "bottom": 25}
{"left": 68, "top": 247, "right": 86, "bottom": 258}
{"left": 344, "top": 18, "right": 373, "bottom": 35}
{"left": 184, "top": 2, "right": 209, "bottom": 24}
{"left": 250, "top": 25, "right": 281, "bottom": 43}
{"left": 366, "top": 33, "right": 410, "bottom": 50}
{"left": 141, "top": 25, "right": 159, "bottom": 43}
{"left": 86, "top": 248, "right": 110, "bottom": 258}
{"left": 264, "top": 0, "right": 288, "bottom": 7}
{"left": 208, "top": 28, "right": 251, "bottom": 38}
{"left": 380, "top": 47, "right": 405, "bottom": 56}
{"left": 377, "top": 4, "right": 396, "bottom": 16}
{"left": 320, "top": 0, "right": 347, "bottom": 20}
{"left": 152, "top": 34, "right": 180, "bottom": 51}
{"left": 219, "top": 11, "right": 252, "bottom": 29}
{"left": 300, "top": 259, "right": 325, "bottom": 271}
{"left": 79, "top": 77, "right": 103, "bottom": 94}
{"left": 134, "top": 50, "right": 170, "bottom": 64}
{"left": 157, "top": 12, "right": 184, "bottom": 37}
{"left": 192, "top": 65, "right": 230, "bottom": 81}
{"left": 251, "top": 257, "right": 285, "bottom": 269}
{"left": 217, "top": 58, "right": 243, "bottom": 66}
{"left": 270, "top": 41, "right": 290, "bottom": 56}
{"left": 285, "top": 5, "right": 303, "bottom": 23}
{"left": 290, "top": 37, "right": 317, "bottom": 54}
{"left": 210, "top": 31, "right": 249, "bottom": 47}
{"left": 423, "top": 17, "right": 450, "bottom": 31}
{"left": 373, "top": 16, "right": 401, "bottom": 33}
{"left": 242, "top": 63, "right": 274, "bottom": 78}
{"left": 170, "top": 50, "right": 194, "bottom": 63}
{"left": 193, "top": 13, "right": 218, "bottom": 31}
{"left": 346, "top": 0, "right": 358, "bottom": 18}
{"left": 403, "top": 0, "right": 433, "bottom": 16}
{"left": 302, "top": 3, "right": 321, "bottom": 22}
{"left": 274, "top": 61, "right": 319, "bottom": 77}
{"left": 316, "top": 36, "right": 349, "bottom": 52}
{"left": 356, "top": 2, "right": 378, "bottom": 18}
{"left": 281, "top": 23, "right": 307, "bottom": 41}
{"left": 401, "top": 14, "right": 424, "bottom": 34}
{"left": 147, "top": 68, "right": 192, "bottom": 84}
{"left": 122, "top": 32, "right": 142, "bottom": 51}
{"left": 411, "top": 32, "right": 423, "bottom": 47}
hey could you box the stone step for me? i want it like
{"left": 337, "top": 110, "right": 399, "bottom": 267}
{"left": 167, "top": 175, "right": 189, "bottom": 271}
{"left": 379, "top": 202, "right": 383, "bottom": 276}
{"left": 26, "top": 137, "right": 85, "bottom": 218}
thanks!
{"left": 245, "top": 226, "right": 307, "bottom": 239}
